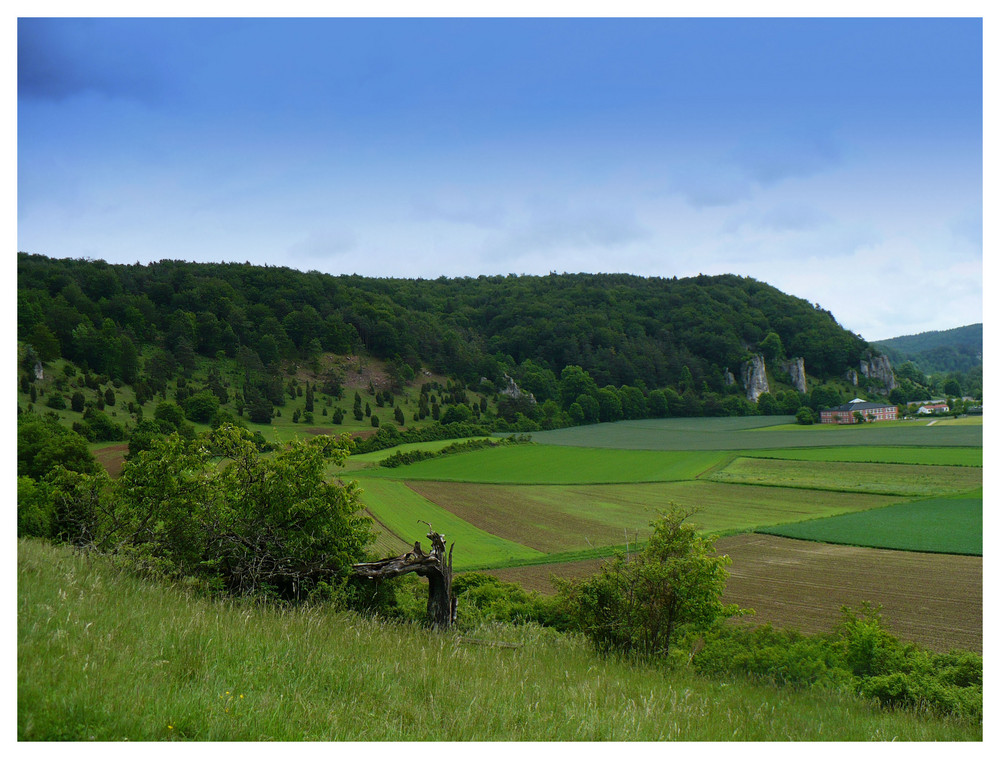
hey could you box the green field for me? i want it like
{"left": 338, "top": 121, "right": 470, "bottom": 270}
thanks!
{"left": 401, "top": 480, "right": 902, "bottom": 561}
{"left": 760, "top": 496, "right": 983, "bottom": 555}
{"left": 745, "top": 446, "right": 982, "bottom": 467}
{"left": 355, "top": 477, "right": 543, "bottom": 569}
{"left": 353, "top": 422, "right": 984, "bottom": 567}
{"left": 358, "top": 444, "right": 727, "bottom": 484}
{"left": 521, "top": 417, "right": 983, "bottom": 450}
{"left": 705, "top": 457, "right": 982, "bottom": 497}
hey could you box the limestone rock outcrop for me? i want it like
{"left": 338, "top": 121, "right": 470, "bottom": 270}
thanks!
{"left": 741, "top": 354, "right": 770, "bottom": 403}
{"left": 499, "top": 373, "right": 535, "bottom": 403}
{"left": 777, "top": 357, "right": 808, "bottom": 394}
{"left": 859, "top": 354, "right": 896, "bottom": 393}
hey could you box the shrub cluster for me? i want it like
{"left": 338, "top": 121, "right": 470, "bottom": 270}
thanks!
{"left": 378, "top": 435, "right": 532, "bottom": 468}
{"left": 351, "top": 420, "right": 499, "bottom": 455}
{"left": 687, "top": 603, "right": 982, "bottom": 721}
{"left": 26, "top": 425, "right": 376, "bottom": 603}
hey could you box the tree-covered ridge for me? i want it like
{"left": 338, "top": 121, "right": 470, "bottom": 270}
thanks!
{"left": 17, "top": 253, "right": 871, "bottom": 394}
{"left": 873, "top": 323, "right": 983, "bottom": 375}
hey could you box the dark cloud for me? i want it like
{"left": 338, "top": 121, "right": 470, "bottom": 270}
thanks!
{"left": 729, "top": 130, "right": 842, "bottom": 186}
{"left": 18, "top": 19, "right": 163, "bottom": 102}
{"left": 725, "top": 203, "right": 833, "bottom": 234}
{"left": 669, "top": 166, "right": 753, "bottom": 208}
{"left": 504, "top": 203, "right": 649, "bottom": 252}
{"left": 287, "top": 229, "right": 358, "bottom": 261}
{"left": 669, "top": 129, "right": 842, "bottom": 208}
{"left": 410, "top": 194, "right": 507, "bottom": 228}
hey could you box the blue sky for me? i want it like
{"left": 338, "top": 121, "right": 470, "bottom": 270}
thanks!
{"left": 17, "top": 16, "right": 983, "bottom": 341}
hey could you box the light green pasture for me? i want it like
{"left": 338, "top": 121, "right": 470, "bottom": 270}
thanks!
{"left": 743, "top": 446, "right": 982, "bottom": 467}
{"left": 706, "top": 457, "right": 982, "bottom": 497}
{"left": 359, "top": 444, "right": 727, "bottom": 484}
{"left": 927, "top": 416, "right": 984, "bottom": 426}
{"left": 354, "top": 477, "right": 543, "bottom": 569}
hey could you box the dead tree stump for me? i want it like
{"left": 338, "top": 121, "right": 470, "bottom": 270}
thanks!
{"left": 352, "top": 524, "right": 456, "bottom": 628}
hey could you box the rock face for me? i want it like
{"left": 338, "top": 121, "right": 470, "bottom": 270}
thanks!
{"left": 860, "top": 354, "right": 896, "bottom": 393}
{"left": 778, "top": 357, "right": 808, "bottom": 394}
{"left": 33, "top": 361, "right": 43, "bottom": 381}
{"left": 499, "top": 373, "right": 535, "bottom": 403}
{"left": 845, "top": 368, "right": 859, "bottom": 386}
{"left": 723, "top": 369, "right": 737, "bottom": 387}
{"left": 741, "top": 354, "right": 770, "bottom": 403}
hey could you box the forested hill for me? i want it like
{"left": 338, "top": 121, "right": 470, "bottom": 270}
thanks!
{"left": 17, "top": 253, "right": 870, "bottom": 393}
{"left": 873, "top": 324, "right": 982, "bottom": 375}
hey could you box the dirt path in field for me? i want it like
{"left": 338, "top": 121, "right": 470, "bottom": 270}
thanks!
{"left": 93, "top": 443, "right": 129, "bottom": 478}
{"left": 483, "top": 534, "right": 982, "bottom": 652}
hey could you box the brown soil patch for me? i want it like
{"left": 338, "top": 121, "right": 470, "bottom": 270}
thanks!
{"left": 93, "top": 443, "right": 129, "bottom": 478}
{"left": 483, "top": 534, "right": 982, "bottom": 653}
{"left": 406, "top": 481, "right": 616, "bottom": 553}
{"left": 305, "top": 427, "right": 337, "bottom": 436}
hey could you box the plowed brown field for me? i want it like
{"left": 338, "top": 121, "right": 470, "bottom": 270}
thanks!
{"left": 484, "top": 534, "right": 982, "bottom": 652}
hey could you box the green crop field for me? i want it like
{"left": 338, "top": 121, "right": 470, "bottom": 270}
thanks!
{"left": 354, "top": 477, "right": 542, "bottom": 569}
{"left": 358, "top": 444, "right": 728, "bottom": 484}
{"left": 744, "top": 446, "right": 982, "bottom": 467}
{"left": 520, "top": 417, "right": 982, "bottom": 450}
{"left": 705, "top": 457, "right": 982, "bottom": 497}
{"left": 759, "top": 496, "right": 983, "bottom": 555}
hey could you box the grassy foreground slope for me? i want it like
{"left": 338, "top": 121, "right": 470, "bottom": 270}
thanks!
{"left": 18, "top": 540, "right": 980, "bottom": 741}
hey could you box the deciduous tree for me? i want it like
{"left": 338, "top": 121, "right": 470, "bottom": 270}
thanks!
{"left": 557, "top": 509, "right": 741, "bottom": 659}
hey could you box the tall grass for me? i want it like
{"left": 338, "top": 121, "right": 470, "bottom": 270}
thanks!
{"left": 18, "top": 539, "right": 980, "bottom": 741}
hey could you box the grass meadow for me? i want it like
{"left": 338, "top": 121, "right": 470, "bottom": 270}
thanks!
{"left": 704, "top": 457, "right": 982, "bottom": 497}
{"left": 744, "top": 446, "right": 982, "bottom": 467}
{"left": 759, "top": 495, "right": 983, "bottom": 555}
{"left": 358, "top": 444, "right": 728, "bottom": 484}
{"left": 18, "top": 539, "right": 981, "bottom": 741}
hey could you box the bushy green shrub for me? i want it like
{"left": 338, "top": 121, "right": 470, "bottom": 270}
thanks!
{"left": 18, "top": 413, "right": 100, "bottom": 480}
{"left": 96, "top": 425, "right": 375, "bottom": 601}
{"left": 686, "top": 603, "right": 982, "bottom": 721}
{"left": 452, "top": 573, "right": 572, "bottom": 630}
{"left": 17, "top": 476, "right": 55, "bottom": 538}
{"left": 81, "top": 407, "right": 125, "bottom": 441}
{"left": 689, "top": 623, "right": 851, "bottom": 689}
{"left": 557, "top": 509, "right": 742, "bottom": 659}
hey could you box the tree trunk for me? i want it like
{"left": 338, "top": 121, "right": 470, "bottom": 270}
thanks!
{"left": 352, "top": 525, "right": 455, "bottom": 629}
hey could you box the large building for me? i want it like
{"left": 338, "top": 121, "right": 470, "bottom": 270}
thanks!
{"left": 819, "top": 398, "right": 898, "bottom": 424}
